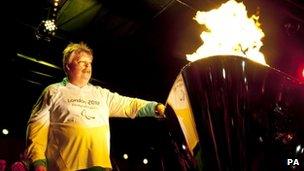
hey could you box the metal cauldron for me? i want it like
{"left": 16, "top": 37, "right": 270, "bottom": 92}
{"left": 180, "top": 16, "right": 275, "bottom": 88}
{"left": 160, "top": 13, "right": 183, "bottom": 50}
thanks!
{"left": 165, "top": 55, "right": 304, "bottom": 171}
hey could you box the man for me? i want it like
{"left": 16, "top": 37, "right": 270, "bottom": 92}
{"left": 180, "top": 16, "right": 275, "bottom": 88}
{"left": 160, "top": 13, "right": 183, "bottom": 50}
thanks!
{"left": 25, "top": 42, "right": 165, "bottom": 171}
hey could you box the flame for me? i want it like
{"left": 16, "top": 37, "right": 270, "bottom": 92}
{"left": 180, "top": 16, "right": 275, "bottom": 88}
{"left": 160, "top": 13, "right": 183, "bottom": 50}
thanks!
{"left": 186, "top": 0, "right": 268, "bottom": 66}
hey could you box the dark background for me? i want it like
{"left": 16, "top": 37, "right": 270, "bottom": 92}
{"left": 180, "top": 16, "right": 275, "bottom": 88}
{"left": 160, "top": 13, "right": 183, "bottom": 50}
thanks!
{"left": 1, "top": 0, "right": 304, "bottom": 169}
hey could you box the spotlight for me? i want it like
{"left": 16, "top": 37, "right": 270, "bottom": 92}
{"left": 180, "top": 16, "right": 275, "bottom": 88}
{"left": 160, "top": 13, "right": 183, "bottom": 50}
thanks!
{"left": 35, "top": 19, "right": 57, "bottom": 41}
{"left": 143, "top": 158, "right": 148, "bottom": 164}
{"left": 123, "top": 154, "right": 128, "bottom": 160}
{"left": 2, "top": 128, "right": 9, "bottom": 135}
{"left": 43, "top": 20, "right": 57, "bottom": 32}
{"left": 34, "top": 0, "right": 60, "bottom": 41}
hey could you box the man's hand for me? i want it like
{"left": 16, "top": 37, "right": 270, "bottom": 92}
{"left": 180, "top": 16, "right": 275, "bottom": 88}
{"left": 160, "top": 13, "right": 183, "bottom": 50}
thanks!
{"left": 155, "top": 103, "right": 166, "bottom": 118}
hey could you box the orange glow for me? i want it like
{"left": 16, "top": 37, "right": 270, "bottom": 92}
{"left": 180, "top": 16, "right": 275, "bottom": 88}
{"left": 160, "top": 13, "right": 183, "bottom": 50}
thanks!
{"left": 187, "top": 0, "right": 268, "bottom": 66}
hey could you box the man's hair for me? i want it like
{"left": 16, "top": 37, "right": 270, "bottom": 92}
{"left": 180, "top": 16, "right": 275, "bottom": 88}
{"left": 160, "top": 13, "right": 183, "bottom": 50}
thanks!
{"left": 62, "top": 42, "right": 93, "bottom": 72}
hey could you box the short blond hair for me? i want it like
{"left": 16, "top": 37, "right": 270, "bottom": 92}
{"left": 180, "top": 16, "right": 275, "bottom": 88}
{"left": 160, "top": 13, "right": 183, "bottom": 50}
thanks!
{"left": 62, "top": 42, "right": 93, "bottom": 72}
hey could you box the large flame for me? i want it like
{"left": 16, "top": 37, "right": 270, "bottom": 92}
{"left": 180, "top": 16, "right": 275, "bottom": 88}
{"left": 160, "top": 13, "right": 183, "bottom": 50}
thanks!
{"left": 186, "top": 0, "right": 268, "bottom": 66}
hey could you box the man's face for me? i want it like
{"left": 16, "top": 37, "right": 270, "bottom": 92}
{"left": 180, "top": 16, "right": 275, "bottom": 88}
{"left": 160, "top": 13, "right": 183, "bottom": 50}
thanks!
{"left": 67, "top": 51, "right": 93, "bottom": 84}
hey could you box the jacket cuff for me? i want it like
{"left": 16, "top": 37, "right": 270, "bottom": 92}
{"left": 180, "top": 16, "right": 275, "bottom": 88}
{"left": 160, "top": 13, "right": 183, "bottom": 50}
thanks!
{"left": 33, "top": 159, "right": 47, "bottom": 167}
{"left": 136, "top": 102, "right": 158, "bottom": 117}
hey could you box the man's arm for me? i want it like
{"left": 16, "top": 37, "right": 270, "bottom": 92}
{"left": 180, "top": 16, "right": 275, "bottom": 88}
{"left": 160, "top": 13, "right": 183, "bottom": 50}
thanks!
{"left": 24, "top": 87, "right": 52, "bottom": 169}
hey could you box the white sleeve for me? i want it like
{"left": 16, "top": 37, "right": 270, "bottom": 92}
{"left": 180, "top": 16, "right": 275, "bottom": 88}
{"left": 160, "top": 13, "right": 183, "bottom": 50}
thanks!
{"left": 101, "top": 88, "right": 151, "bottom": 118}
{"left": 25, "top": 86, "right": 53, "bottom": 163}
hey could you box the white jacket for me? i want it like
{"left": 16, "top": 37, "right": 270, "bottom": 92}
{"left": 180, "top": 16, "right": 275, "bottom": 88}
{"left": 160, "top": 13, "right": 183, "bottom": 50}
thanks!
{"left": 25, "top": 78, "right": 157, "bottom": 170}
